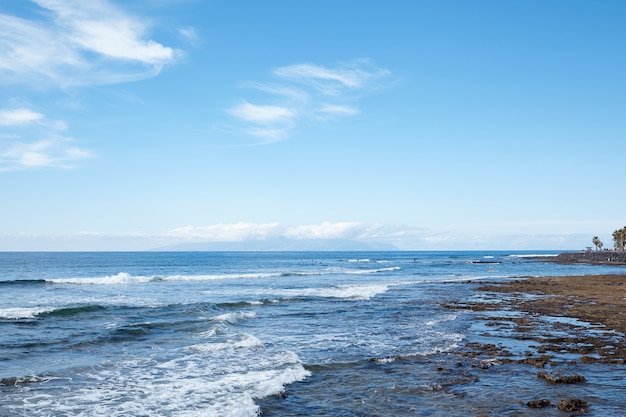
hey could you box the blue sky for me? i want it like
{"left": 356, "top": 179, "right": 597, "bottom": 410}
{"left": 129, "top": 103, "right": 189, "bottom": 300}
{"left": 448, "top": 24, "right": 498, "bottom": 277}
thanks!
{"left": 1, "top": 0, "right": 624, "bottom": 251}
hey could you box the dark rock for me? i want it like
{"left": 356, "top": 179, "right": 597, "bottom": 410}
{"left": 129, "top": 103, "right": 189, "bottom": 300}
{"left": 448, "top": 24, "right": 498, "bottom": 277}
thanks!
{"left": 557, "top": 398, "right": 588, "bottom": 412}
{"left": 537, "top": 372, "right": 586, "bottom": 384}
{"left": 527, "top": 399, "right": 552, "bottom": 408}
{"left": 0, "top": 377, "right": 17, "bottom": 386}
{"left": 548, "top": 251, "right": 626, "bottom": 265}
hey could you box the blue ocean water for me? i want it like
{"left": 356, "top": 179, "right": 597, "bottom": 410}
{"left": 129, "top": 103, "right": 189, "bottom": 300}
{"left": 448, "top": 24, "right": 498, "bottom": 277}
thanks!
{"left": 0, "top": 251, "right": 624, "bottom": 416}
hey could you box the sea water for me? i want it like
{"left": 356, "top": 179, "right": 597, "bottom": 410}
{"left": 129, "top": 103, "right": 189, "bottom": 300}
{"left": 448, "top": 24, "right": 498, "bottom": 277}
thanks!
{"left": 0, "top": 251, "right": 624, "bottom": 416}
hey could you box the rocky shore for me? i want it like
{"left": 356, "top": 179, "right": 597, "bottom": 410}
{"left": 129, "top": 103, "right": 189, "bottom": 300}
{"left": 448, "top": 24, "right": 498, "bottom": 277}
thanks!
{"left": 545, "top": 251, "right": 626, "bottom": 265}
{"left": 445, "top": 274, "right": 626, "bottom": 415}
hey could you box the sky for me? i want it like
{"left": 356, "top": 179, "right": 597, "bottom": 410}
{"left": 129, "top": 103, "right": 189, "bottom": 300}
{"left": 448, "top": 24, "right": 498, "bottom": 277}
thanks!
{"left": 0, "top": 0, "right": 624, "bottom": 251}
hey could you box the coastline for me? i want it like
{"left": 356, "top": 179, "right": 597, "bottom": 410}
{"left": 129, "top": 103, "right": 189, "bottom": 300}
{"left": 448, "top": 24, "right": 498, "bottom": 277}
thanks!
{"left": 476, "top": 274, "right": 626, "bottom": 336}
{"left": 541, "top": 251, "right": 626, "bottom": 265}
{"left": 444, "top": 273, "right": 626, "bottom": 414}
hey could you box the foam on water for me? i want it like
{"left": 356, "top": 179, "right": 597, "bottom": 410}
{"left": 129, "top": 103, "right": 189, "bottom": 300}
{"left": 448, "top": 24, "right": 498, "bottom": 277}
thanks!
{"left": 4, "top": 326, "right": 310, "bottom": 417}
{"left": 0, "top": 306, "right": 57, "bottom": 320}
{"left": 46, "top": 268, "right": 398, "bottom": 286}
{"left": 50, "top": 272, "right": 151, "bottom": 285}
{"left": 343, "top": 266, "right": 401, "bottom": 274}
{"left": 4, "top": 251, "right": 625, "bottom": 416}
{"left": 188, "top": 333, "right": 264, "bottom": 353}
{"left": 211, "top": 311, "right": 257, "bottom": 324}
{"left": 280, "top": 283, "right": 390, "bottom": 301}
{"left": 316, "top": 283, "right": 390, "bottom": 300}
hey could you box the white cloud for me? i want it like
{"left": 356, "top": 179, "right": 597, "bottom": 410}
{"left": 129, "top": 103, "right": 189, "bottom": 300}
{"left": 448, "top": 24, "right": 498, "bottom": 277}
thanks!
{"left": 0, "top": 136, "right": 93, "bottom": 171}
{"left": 178, "top": 26, "right": 199, "bottom": 44}
{"left": 0, "top": 108, "right": 44, "bottom": 126}
{"left": 316, "top": 104, "right": 360, "bottom": 116}
{"left": 243, "top": 127, "right": 292, "bottom": 143}
{"left": 225, "top": 59, "right": 389, "bottom": 143}
{"left": 0, "top": 221, "right": 596, "bottom": 251}
{"left": 283, "top": 222, "right": 365, "bottom": 240}
{"left": 274, "top": 60, "right": 390, "bottom": 95}
{"left": 227, "top": 101, "right": 296, "bottom": 124}
{"left": 165, "top": 221, "right": 397, "bottom": 243}
{"left": 0, "top": 0, "right": 177, "bottom": 87}
{"left": 170, "top": 223, "right": 283, "bottom": 242}
{"left": 0, "top": 105, "right": 92, "bottom": 171}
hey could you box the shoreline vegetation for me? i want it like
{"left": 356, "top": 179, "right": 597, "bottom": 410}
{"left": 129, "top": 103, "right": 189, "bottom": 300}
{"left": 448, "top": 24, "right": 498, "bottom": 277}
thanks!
{"left": 444, "top": 254, "right": 626, "bottom": 414}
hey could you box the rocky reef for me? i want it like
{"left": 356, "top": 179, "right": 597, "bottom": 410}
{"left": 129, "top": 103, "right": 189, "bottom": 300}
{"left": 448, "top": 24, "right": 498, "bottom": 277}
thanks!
{"left": 548, "top": 250, "right": 626, "bottom": 265}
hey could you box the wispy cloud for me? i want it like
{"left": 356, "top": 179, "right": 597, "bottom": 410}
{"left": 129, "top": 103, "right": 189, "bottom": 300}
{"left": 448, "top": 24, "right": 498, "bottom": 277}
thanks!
{"left": 178, "top": 26, "right": 199, "bottom": 45}
{"left": 225, "top": 100, "right": 297, "bottom": 141}
{"left": 227, "top": 101, "right": 296, "bottom": 124}
{"left": 0, "top": 108, "right": 45, "bottom": 126}
{"left": 273, "top": 60, "right": 390, "bottom": 95}
{"left": 169, "top": 222, "right": 283, "bottom": 242}
{"left": 225, "top": 59, "right": 389, "bottom": 142}
{"left": 0, "top": 106, "right": 92, "bottom": 171}
{"left": 165, "top": 221, "right": 403, "bottom": 243}
{"left": 0, "top": 220, "right": 596, "bottom": 251}
{"left": 0, "top": 0, "right": 177, "bottom": 87}
{"left": 316, "top": 104, "right": 360, "bottom": 117}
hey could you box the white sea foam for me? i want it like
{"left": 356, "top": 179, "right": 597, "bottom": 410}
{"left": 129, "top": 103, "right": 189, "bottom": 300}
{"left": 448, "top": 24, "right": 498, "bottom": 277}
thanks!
{"left": 281, "top": 283, "right": 390, "bottom": 301}
{"left": 8, "top": 340, "right": 309, "bottom": 417}
{"left": 188, "top": 333, "right": 264, "bottom": 353}
{"left": 46, "top": 267, "right": 399, "bottom": 287}
{"left": 342, "top": 266, "right": 401, "bottom": 274}
{"left": 50, "top": 272, "right": 151, "bottom": 285}
{"left": 49, "top": 271, "right": 285, "bottom": 285}
{"left": 0, "top": 307, "right": 56, "bottom": 319}
{"left": 424, "top": 313, "right": 458, "bottom": 327}
{"left": 163, "top": 272, "right": 281, "bottom": 281}
{"left": 509, "top": 253, "right": 559, "bottom": 258}
{"left": 211, "top": 311, "right": 257, "bottom": 324}
{"left": 317, "top": 284, "right": 390, "bottom": 300}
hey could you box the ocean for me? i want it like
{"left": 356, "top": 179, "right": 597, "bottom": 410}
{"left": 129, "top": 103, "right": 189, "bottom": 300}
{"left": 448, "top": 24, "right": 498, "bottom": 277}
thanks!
{"left": 1, "top": 251, "right": 624, "bottom": 416}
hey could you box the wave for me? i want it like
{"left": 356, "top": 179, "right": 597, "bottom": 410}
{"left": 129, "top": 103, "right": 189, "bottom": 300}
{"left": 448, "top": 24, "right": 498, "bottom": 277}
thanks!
{"left": 50, "top": 272, "right": 152, "bottom": 285}
{"left": 210, "top": 311, "right": 257, "bottom": 324}
{"left": 38, "top": 305, "right": 107, "bottom": 318}
{"left": 43, "top": 266, "right": 401, "bottom": 286}
{"left": 7, "top": 348, "right": 310, "bottom": 417}
{"left": 0, "top": 307, "right": 57, "bottom": 320}
{"left": 280, "top": 283, "right": 391, "bottom": 301}
{"left": 0, "top": 304, "right": 107, "bottom": 320}
{"left": 187, "top": 333, "right": 264, "bottom": 353}
{"left": 217, "top": 299, "right": 279, "bottom": 310}
{"left": 343, "top": 266, "right": 401, "bottom": 274}
{"left": 0, "top": 279, "right": 47, "bottom": 286}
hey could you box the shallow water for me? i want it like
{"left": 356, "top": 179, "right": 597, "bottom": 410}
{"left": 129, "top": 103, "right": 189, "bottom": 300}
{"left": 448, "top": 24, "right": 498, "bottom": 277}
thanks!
{"left": 0, "top": 251, "right": 624, "bottom": 416}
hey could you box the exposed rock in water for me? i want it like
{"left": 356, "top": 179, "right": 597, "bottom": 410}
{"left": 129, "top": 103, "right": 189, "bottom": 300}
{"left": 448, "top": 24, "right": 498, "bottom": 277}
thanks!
{"left": 527, "top": 399, "right": 552, "bottom": 408}
{"left": 537, "top": 372, "right": 586, "bottom": 384}
{"left": 557, "top": 398, "right": 588, "bottom": 412}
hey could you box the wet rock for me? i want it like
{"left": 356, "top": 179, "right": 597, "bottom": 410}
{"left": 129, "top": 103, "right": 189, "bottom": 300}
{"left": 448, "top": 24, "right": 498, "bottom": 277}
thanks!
{"left": 517, "top": 355, "right": 553, "bottom": 368}
{"left": 0, "top": 377, "right": 17, "bottom": 386}
{"left": 557, "top": 398, "right": 588, "bottom": 412}
{"left": 537, "top": 372, "right": 586, "bottom": 384}
{"left": 527, "top": 399, "right": 552, "bottom": 408}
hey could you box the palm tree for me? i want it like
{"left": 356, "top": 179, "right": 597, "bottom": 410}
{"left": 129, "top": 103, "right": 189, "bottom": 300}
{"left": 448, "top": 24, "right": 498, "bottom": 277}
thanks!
{"left": 613, "top": 227, "right": 626, "bottom": 251}
{"left": 592, "top": 236, "right": 603, "bottom": 251}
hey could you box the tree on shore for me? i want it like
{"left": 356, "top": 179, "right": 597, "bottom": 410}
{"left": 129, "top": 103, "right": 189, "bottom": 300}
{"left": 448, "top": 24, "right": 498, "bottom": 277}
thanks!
{"left": 592, "top": 236, "right": 603, "bottom": 251}
{"left": 613, "top": 227, "right": 626, "bottom": 251}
